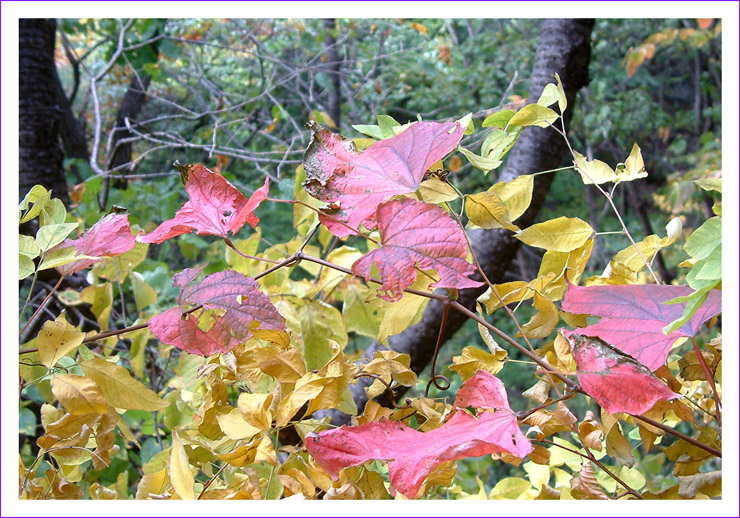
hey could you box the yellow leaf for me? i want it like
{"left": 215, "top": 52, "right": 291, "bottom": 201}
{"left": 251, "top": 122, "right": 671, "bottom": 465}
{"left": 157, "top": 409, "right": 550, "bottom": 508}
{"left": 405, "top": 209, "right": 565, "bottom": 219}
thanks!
{"left": 466, "top": 191, "right": 519, "bottom": 231}
{"left": 616, "top": 143, "right": 648, "bottom": 182}
{"left": 611, "top": 235, "right": 662, "bottom": 272}
{"left": 80, "top": 283, "right": 113, "bottom": 331}
{"left": 38, "top": 315, "right": 85, "bottom": 369}
{"left": 509, "top": 104, "right": 558, "bottom": 128}
{"left": 408, "top": 21, "right": 427, "bottom": 35}
{"left": 573, "top": 150, "right": 616, "bottom": 185}
{"left": 311, "top": 246, "right": 363, "bottom": 296}
{"left": 522, "top": 379, "right": 550, "bottom": 404}
{"left": 275, "top": 348, "right": 357, "bottom": 426}
{"left": 516, "top": 216, "right": 593, "bottom": 252}
{"left": 490, "top": 174, "right": 534, "bottom": 224}
{"left": 216, "top": 407, "right": 262, "bottom": 441}
{"left": 130, "top": 272, "right": 157, "bottom": 311}
{"left": 450, "top": 346, "right": 507, "bottom": 381}
{"left": 360, "top": 350, "right": 417, "bottom": 399}
{"left": 258, "top": 346, "right": 306, "bottom": 383}
{"left": 537, "top": 238, "right": 594, "bottom": 300}
{"left": 554, "top": 73, "right": 567, "bottom": 113}
{"left": 553, "top": 332, "right": 576, "bottom": 371}
{"left": 237, "top": 392, "right": 273, "bottom": 431}
{"left": 417, "top": 177, "right": 459, "bottom": 203}
{"left": 377, "top": 274, "right": 434, "bottom": 343}
{"left": 215, "top": 438, "right": 259, "bottom": 467}
{"left": 136, "top": 468, "right": 169, "bottom": 499}
{"left": 519, "top": 292, "right": 559, "bottom": 339}
{"left": 50, "top": 374, "right": 109, "bottom": 415}
{"left": 169, "top": 431, "right": 195, "bottom": 500}
{"left": 80, "top": 358, "right": 169, "bottom": 411}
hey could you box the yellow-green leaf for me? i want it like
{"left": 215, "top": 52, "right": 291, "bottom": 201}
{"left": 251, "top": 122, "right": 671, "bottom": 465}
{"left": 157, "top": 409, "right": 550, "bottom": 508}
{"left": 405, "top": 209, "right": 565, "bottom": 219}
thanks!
{"left": 458, "top": 146, "right": 502, "bottom": 173}
{"left": 516, "top": 216, "right": 593, "bottom": 252}
{"left": 20, "top": 234, "right": 40, "bottom": 259}
{"left": 537, "top": 83, "right": 560, "bottom": 107}
{"left": 130, "top": 272, "right": 157, "bottom": 311}
{"left": 38, "top": 246, "right": 94, "bottom": 271}
{"left": 169, "top": 431, "right": 195, "bottom": 500}
{"left": 300, "top": 299, "right": 348, "bottom": 371}
{"left": 466, "top": 191, "right": 519, "bottom": 231}
{"left": 508, "top": 104, "right": 558, "bottom": 128}
{"left": 80, "top": 283, "right": 113, "bottom": 331}
{"left": 573, "top": 150, "right": 616, "bottom": 185}
{"left": 489, "top": 477, "right": 532, "bottom": 500}
{"left": 20, "top": 255, "right": 35, "bottom": 280}
{"left": 80, "top": 358, "right": 169, "bottom": 411}
{"left": 377, "top": 275, "right": 434, "bottom": 343}
{"left": 38, "top": 315, "right": 85, "bottom": 369}
{"left": 36, "top": 223, "right": 78, "bottom": 252}
{"left": 554, "top": 73, "right": 567, "bottom": 113}
{"left": 51, "top": 374, "right": 109, "bottom": 415}
{"left": 19, "top": 185, "right": 50, "bottom": 223}
{"left": 482, "top": 109, "right": 515, "bottom": 128}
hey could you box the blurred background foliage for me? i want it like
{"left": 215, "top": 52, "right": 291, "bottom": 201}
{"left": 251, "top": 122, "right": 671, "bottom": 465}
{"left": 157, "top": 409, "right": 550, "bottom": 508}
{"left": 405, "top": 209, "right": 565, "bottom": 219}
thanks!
{"left": 21, "top": 18, "right": 721, "bottom": 496}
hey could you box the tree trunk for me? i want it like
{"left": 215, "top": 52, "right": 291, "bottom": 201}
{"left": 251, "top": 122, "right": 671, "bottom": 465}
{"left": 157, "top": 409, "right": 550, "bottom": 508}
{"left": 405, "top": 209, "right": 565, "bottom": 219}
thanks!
{"left": 19, "top": 19, "right": 69, "bottom": 204}
{"left": 321, "top": 18, "right": 595, "bottom": 425}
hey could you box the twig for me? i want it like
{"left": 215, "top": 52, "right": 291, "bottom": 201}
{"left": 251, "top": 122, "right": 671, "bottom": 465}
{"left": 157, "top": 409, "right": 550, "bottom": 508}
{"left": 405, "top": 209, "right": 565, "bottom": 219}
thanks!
{"left": 691, "top": 337, "right": 722, "bottom": 420}
{"left": 19, "top": 276, "right": 64, "bottom": 337}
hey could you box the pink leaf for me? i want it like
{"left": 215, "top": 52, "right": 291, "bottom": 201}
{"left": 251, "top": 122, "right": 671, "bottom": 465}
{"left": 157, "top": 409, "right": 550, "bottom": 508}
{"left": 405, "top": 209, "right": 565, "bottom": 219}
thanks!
{"left": 305, "top": 370, "right": 531, "bottom": 499}
{"left": 137, "top": 164, "right": 269, "bottom": 244}
{"left": 56, "top": 213, "right": 135, "bottom": 275}
{"left": 562, "top": 283, "right": 721, "bottom": 371}
{"left": 148, "top": 270, "right": 285, "bottom": 356}
{"left": 303, "top": 120, "right": 465, "bottom": 237}
{"left": 564, "top": 331, "right": 678, "bottom": 415}
{"left": 352, "top": 198, "right": 482, "bottom": 301}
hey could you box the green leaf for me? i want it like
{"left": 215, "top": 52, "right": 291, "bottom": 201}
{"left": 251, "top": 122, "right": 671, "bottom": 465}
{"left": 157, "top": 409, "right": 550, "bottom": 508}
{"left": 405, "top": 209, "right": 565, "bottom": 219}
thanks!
{"left": 694, "top": 245, "right": 722, "bottom": 281}
{"left": 352, "top": 124, "right": 383, "bottom": 139}
{"left": 684, "top": 217, "right": 721, "bottom": 260}
{"left": 662, "top": 281, "right": 720, "bottom": 334}
{"left": 35, "top": 223, "right": 78, "bottom": 251}
{"left": 481, "top": 128, "right": 520, "bottom": 162}
{"left": 38, "top": 247, "right": 96, "bottom": 272}
{"left": 80, "top": 358, "right": 169, "bottom": 411}
{"left": 508, "top": 104, "right": 558, "bottom": 128}
{"left": 694, "top": 178, "right": 721, "bottom": 194}
{"left": 482, "top": 109, "right": 515, "bottom": 128}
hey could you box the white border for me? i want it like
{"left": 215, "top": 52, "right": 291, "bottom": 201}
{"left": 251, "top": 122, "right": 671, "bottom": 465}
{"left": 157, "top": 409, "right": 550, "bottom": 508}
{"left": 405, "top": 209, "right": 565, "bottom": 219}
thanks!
{"left": 3, "top": 2, "right": 738, "bottom": 516}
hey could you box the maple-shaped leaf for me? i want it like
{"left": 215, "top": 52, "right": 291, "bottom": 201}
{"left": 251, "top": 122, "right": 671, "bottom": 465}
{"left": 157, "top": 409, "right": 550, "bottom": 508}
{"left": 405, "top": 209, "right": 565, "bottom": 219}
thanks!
{"left": 148, "top": 269, "right": 285, "bottom": 356}
{"left": 352, "top": 198, "right": 482, "bottom": 301}
{"left": 563, "top": 332, "right": 678, "bottom": 415}
{"left": 303, "top": 120, "right": 466, "bottom": 237}
{"left": 305, "top": 370, "right": 532, "bottom": 499}
{"left": 137, "top": 164, "right": 269, "bottom": 244}
{"left": 562, "top": 283, "right": 721, "bottom": 371}
{"left": 55, "top": 213, "right": 136, "bottom": 275}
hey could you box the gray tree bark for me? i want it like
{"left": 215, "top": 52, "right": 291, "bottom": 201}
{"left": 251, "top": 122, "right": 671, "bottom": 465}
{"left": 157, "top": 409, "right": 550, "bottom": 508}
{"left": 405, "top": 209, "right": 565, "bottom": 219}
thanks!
{"left": 320, "top": 18, "right": 595, "bottom": 426}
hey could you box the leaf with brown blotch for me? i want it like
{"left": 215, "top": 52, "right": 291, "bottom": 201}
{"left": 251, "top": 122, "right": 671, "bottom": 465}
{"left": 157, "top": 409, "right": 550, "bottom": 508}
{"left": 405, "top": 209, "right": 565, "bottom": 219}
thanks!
{"left": 303, "top": 119, "right": 466, "bottom": 237}
{"left": 564, "top": 332, "right": 678, "bottom": 415}
{"left": 137, "top": 164, "right": 269, "bottom": 244}
{"left": 352, "top": 198, "right": 482, "bottom": 301}
{"left": 148, "top": 270, "right": 285, "bottom": 356}
{"left": 54, "top": 213, "right": 136, "bottom": 275}
{"left": 562, "top": 282, "right": 721, "bottom": 371}
{"left": 305, "top": 370, "right": 531, "bottom": 499}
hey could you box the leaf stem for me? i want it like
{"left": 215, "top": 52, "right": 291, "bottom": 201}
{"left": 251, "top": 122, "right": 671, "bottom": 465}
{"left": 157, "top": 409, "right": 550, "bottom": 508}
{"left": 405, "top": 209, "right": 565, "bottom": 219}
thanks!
{"left": 198, "top": 462, "right": 228, "bottom": 499}
{"left": 19, "top": 275, "right": 65, "bottom": 337}
{"left": 691, "top": 337, "right": 721, "bottom": 420}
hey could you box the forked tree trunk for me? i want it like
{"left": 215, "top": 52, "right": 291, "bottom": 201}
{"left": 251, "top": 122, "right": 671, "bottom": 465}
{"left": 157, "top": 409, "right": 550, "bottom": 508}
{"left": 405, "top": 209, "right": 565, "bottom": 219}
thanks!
{"left": 324, "top": 18, "right": 595, "bottom": 425}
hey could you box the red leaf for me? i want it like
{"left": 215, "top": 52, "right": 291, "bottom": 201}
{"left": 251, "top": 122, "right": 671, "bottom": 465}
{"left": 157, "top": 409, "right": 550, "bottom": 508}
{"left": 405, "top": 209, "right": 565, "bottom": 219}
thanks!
{"left": 148, "top": 270, "right": 284, "bottom": 356}
{"left": 56, "top": 213, "right": 135, "bottom": 275}
{"left": 137, "top": 164, "right": 269, "bottom": 244}
{"left": 562, "top": 283, "right": 721, "bottom": 371}
{"left": 564, "top": 331, "right": 678, "bottom": 415}
{"left": 305, "top": 370, "right": 531, "bottom": 499}
{"left": 303, "top": 120, "right": 465, "bottom": 237}
{"left": 352, "top": 198, "right": 482, "bottom": 301}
